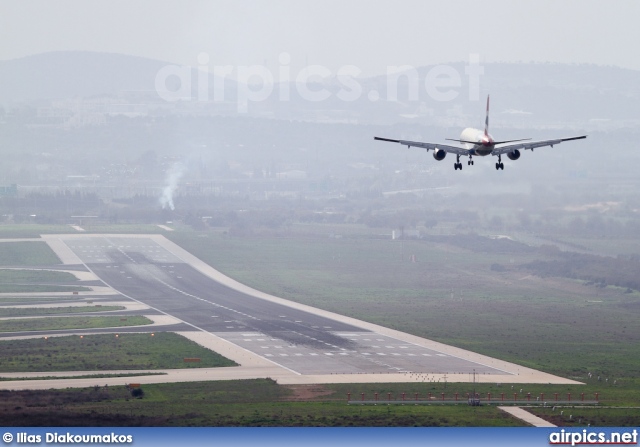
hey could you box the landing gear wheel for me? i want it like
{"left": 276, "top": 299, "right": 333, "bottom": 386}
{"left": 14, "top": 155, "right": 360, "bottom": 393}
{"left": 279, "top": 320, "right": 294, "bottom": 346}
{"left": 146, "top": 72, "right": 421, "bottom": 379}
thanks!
{"left": 495, "top": 163, "right": 500, "bottom": 170}
{"left": 454, "top": 162, "right": 462, "bottom": 170}
{"left": 500, "top": 163, "right": 504, "bottom": 170}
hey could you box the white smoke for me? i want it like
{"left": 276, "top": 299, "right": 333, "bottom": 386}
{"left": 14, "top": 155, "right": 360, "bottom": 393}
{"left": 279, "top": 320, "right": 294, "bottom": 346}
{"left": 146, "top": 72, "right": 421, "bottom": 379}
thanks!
{"left": 159, "top": 162, "right": 186, "bottom": 210}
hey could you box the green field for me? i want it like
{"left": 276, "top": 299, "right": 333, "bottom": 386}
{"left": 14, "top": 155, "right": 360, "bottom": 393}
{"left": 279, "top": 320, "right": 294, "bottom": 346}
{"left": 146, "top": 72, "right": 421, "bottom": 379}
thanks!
{"left": 560, "top": 236, "right": 640, "bottom": 257}
{"left": 162, "top": 229, "right": 640, "bottom": 426}
{"left": 0, "top": 380, "right": 520, "bottom": 427}
{"left": 0, "top": 224, "right": 167, "bottom": 239}
{"left": 0, "top": 241, "right": 61, "bottom": 265}
{"left": 0, "top": 269, "right": 79, "bottom": 284}
{"left": 0, "top": 332, "right": 237, "bottom": 372}
{"left": 0, "top": 305, "right": 125, "bottom": 317}
{"left": 0, "top": 372, "right": 167, "bottom": 381}
{"left": 0, "top": 225, "right": 637, "bottom": 426}
{"left": 168, "top": 231, "right": 640, "bottom": 380}
{"left": 0, "top": 284, "right": 89, "bottom": 293}
{"left": 0, "top": 297, "right": 85, "bottom": 304}
{"left": 0, "top": 225, "right": 76, "bottom": 238}
{"left": 0, "top": 315, "right": 152, "bottom": 333}
{"left": 0, "top": 377, "right": 634, "bottom": 426}
{"left": 79, "top": 224, "right": 172, "bottom": 234}
{"left": 0, "top": 269, "right": 89, "bottom": 293}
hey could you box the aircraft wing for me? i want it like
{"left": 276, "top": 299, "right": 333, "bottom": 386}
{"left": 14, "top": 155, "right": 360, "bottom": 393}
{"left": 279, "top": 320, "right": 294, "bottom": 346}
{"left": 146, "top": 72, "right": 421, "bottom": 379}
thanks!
{"left": 374, "top": 137, "right": 470, "bottom": 156}
{"left": 491, "top": 136, "right": 587, "bottom": 156}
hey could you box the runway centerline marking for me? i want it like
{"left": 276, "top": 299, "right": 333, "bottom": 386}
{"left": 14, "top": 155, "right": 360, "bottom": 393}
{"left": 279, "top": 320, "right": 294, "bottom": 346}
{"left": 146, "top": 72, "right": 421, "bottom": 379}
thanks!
{"left": 42, "top": 234, "right": 542, "bottom": 379}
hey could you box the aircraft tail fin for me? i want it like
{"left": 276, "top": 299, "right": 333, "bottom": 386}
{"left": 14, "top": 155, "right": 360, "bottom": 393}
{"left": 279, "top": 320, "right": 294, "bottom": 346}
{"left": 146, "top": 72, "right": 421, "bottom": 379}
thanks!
{"left": 484, "top": 95, "right": 490, "bottom": 137}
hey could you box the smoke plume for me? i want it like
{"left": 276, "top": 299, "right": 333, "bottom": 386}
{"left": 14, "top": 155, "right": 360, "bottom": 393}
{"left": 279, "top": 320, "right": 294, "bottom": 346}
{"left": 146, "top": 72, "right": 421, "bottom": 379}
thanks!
{"left": 159, "top": 162, "right": 186, "bottom": 210}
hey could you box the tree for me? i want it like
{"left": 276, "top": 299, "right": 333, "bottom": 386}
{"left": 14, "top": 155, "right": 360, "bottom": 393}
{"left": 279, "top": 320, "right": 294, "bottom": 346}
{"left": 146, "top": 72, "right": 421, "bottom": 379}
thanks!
{"left": 130, "top": 388, "right": 144, "bottom": 398}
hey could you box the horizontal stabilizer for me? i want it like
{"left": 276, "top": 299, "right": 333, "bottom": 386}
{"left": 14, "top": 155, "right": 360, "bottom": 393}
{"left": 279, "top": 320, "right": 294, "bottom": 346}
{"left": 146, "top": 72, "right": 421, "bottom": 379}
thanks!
{"left": 445, "top": 138, "right": 533, "bottom": 145}
{"left": 445, "top": 138, "right": 481, "bottom": 145}
{"left": 492, "top": 138, "right": 531, "bottom": 145}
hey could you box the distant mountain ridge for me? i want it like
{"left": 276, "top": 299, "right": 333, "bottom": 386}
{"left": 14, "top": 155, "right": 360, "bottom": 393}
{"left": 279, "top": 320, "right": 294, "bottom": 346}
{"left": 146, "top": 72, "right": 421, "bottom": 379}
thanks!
{"left": 0, "top": 52, "right": 164, "bottom": 103}
{"left": 0, "top": 51, "right": 236, "bottom": 105}
{"left": 1, "top": 51, "right": 639, "bottom": 129}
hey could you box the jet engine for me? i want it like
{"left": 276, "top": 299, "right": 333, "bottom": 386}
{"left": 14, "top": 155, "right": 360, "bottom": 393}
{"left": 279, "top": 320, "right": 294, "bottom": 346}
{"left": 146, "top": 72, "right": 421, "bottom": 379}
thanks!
{"left": 507, "top": 149, "right": 521, "bottom": 161}
{"left": 433, "top": 149, "right": 446, "bottom": 161}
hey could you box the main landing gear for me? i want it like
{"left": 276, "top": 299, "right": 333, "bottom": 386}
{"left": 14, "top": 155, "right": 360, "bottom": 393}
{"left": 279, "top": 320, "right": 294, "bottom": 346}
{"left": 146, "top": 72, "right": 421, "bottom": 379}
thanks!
{"left": 495, "top": 155, "right": 504, "bottom": 170}
{"left": 454, "top": 155, "right": 463, "bottom": 170}
{"left": 468, "top": 155, "right": 474, "bottom": 166}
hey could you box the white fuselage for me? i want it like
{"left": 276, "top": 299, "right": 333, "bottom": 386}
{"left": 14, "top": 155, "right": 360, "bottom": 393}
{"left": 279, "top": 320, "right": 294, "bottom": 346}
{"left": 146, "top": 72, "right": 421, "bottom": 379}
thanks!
{"left": 460, "top": 127, "right": 494, "bottom": 157}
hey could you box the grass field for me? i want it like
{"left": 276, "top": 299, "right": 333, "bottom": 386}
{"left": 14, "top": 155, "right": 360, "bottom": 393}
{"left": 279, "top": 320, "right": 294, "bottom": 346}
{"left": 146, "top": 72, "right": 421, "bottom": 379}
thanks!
{"left": 0, "top": 380, "right": 521, "bottom": 427}
{"left": 168, "top": 231, "right": 640, "bottom": 380}
{"left": 0, "top": 372, "right": 167, "bottom": 381}
{"left": 0, "top": 241, "right": 62, "bottom": 265}
{"left": 0, "top": 315, "right": 152, "bottom": 333}
{"left": 559, "top": 236, "right": 640, "bottom": 257}
{"left": 0, "top": 224, "right": 637, "bottom": 426}
{"left": 0, "top": 224, "right": 167, "bottom": 239}
{"left": 0, "top": 224, "right": 75, "bottom": 238}
{"left": 0, "top": 297, "right": 85, "bottom": 304}
{"left": 0, "top": 269, "right": 79, "bottom": 284}
{"left": 163, "top": 229, "right": 640, "bottom": 426}
{"left": 79, "top": 224, "right": 172, "bottom": 234}
{"left": 0, "top": 333, "right": 237, "bottom": 372}
{"left": 0, "top": 284, "right": 89, "bottom": 293}
{"left": 0, "top": 305, "right": 125, "bottom": 317}
{"left": 0, "top": 377, "right": 634, "bottom": 426}
{"left": 0, "top": 269, "right": 89, "bottom": 293}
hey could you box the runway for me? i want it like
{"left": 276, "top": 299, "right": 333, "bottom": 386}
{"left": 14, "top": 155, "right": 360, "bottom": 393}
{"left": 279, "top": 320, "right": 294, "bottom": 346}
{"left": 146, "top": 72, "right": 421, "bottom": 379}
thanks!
{"left": 0, "top": 234, "right": 579, "bottom": 386}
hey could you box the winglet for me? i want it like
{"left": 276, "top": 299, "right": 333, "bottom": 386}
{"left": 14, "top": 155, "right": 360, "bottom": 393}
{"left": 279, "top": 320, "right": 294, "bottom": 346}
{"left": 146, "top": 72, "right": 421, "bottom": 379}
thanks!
{"left": 484, "top": 94, "right": 490, "bottom": 137}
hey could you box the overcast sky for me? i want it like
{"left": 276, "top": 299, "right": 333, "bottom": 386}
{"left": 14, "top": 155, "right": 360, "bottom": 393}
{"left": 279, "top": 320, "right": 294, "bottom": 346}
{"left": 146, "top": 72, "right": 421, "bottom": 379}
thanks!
{"left": 1, "top": 0, "right": 639, "bottom": 76}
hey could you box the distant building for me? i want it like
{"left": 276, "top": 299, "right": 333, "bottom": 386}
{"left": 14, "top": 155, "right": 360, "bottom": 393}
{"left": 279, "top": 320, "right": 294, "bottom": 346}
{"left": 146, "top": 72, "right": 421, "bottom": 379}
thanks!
{"left": 276, "top": 170, "right": 307, "bottom": 180}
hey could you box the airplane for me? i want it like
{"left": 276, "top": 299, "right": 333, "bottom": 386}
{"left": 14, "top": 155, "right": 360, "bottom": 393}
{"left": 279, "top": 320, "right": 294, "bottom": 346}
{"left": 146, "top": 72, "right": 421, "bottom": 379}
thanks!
{"left": 374, "top": 95, "right": 587, "bottom": 170}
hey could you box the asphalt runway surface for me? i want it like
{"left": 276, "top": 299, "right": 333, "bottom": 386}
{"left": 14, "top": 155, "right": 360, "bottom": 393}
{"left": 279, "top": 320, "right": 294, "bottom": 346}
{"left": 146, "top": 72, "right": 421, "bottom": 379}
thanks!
{"left": 30, "top": 235, "right": 509, "bottom": 377}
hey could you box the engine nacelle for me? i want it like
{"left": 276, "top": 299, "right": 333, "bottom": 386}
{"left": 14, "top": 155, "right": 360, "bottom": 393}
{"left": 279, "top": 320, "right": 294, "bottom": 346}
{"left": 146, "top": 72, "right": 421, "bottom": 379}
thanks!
{"left": 432, "top": 149, "right": 447, "bottom": 161}
{"left": 507, "top": 149, "right": 521, "bottom": 161}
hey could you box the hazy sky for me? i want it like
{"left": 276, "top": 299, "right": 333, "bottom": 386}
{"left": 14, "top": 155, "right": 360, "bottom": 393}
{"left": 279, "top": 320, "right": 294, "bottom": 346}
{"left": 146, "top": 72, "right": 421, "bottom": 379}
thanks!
{"left": 2, "top": 0, "right": 639, "bottom": 75}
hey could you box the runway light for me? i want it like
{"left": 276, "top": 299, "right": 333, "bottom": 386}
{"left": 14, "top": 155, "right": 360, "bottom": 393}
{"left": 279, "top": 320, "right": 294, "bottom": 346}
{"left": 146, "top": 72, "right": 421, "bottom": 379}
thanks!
{"left": 151, "top": 333, "right": 155, "bottom": 337}
{"left": 80, "top": 335, "right": 83, "bottom": 339}
{"left": 115, "top": 334, "right": 119, "bottom": 338}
